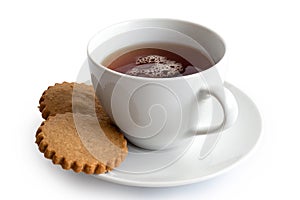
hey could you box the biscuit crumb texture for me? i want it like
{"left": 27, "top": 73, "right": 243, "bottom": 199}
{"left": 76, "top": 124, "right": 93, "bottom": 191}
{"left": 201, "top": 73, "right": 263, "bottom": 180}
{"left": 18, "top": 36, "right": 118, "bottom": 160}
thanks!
{"left": 36, "top": 113, "right": 127, "bottom": 174}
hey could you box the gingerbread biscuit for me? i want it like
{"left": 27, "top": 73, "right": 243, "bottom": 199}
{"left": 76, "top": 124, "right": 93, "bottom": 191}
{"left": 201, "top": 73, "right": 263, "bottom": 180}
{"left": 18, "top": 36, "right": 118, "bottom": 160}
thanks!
{"left": 36, "top": 112, "right": 127, "bottom": 174}
{"left": 39, "top": 82, "right": 111, "bottom": 123}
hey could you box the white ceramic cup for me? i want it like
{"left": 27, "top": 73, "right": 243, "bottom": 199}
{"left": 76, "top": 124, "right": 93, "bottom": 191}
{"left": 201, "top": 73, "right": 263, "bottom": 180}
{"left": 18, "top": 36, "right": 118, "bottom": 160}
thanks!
{"left": 88, "top": 19, "right": 238, "bottom": 150}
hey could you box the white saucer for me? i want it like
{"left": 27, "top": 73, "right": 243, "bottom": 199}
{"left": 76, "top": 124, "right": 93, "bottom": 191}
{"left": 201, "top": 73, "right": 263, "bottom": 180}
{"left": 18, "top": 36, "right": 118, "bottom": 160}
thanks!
{"left": 93, "top": 82, "right": 262, "bottom": 187}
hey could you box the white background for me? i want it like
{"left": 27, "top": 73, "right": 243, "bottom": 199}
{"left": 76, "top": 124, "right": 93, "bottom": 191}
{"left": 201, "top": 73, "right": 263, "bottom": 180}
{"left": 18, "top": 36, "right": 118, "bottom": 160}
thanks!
{"left": 1, "top": 0, "right": 299, "bottom": 199}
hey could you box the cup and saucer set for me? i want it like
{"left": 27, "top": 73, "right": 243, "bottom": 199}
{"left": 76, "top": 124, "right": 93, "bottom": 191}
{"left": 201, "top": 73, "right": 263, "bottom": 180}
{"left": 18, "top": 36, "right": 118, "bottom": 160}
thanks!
{"left": 77, "top": 19, "right": 262, "bottom": 187}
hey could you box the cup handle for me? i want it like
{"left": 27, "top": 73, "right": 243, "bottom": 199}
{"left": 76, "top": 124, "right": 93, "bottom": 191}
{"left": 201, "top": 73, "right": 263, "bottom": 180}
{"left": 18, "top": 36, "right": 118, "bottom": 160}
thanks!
{"left": 198, "top": 85, "right": 239, "bottom": 134}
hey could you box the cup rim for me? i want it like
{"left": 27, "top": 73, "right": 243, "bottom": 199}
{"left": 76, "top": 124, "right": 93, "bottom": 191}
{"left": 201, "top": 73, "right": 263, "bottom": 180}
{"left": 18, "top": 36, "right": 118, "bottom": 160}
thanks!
{"left": 87, "top": 18, "right": 226, "bottom": 81}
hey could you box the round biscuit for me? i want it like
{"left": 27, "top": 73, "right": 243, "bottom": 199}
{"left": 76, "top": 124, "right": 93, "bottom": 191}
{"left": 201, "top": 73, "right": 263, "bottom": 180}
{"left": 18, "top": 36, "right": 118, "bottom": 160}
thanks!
{"left": 36, "top": 113, "right": 127, "bottom": 174}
